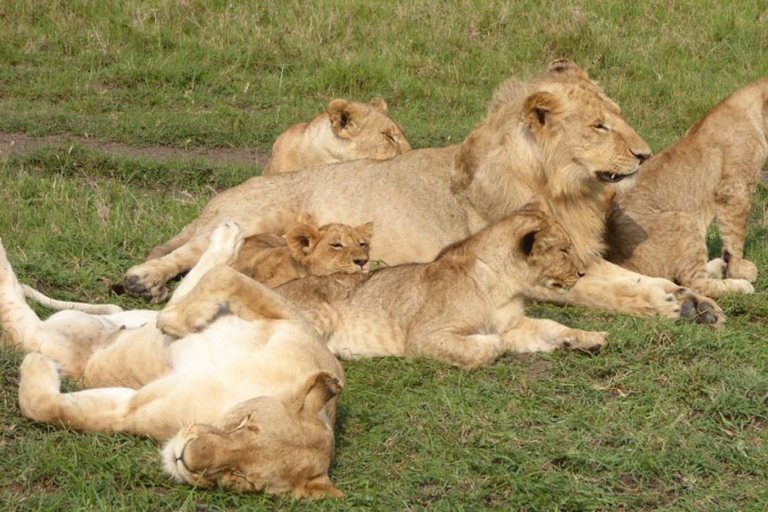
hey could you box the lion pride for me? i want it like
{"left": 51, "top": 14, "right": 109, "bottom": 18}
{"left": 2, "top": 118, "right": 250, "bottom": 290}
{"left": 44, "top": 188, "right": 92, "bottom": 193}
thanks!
{"left": 123, "top": 60, "right": 723, "bottom": 324}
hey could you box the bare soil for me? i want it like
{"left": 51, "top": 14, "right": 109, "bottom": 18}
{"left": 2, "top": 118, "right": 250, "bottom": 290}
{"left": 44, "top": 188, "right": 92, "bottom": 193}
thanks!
{"left": 1, "top": 131, "right": 765, "bottom": 182}
{"left": 0, "top": 132, "right": 271, "bottom": 168}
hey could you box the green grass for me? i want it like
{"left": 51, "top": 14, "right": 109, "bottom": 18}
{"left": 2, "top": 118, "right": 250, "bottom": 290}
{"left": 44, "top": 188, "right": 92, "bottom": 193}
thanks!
{"left": 1, "top": 1, "right": 768, "bottom": 510}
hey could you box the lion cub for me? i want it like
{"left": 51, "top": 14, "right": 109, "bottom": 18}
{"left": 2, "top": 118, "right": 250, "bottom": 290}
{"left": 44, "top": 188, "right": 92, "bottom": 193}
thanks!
{"left": 232, "top": 216, "right": 373, "bottom": 288}
{"left": 262, "top": 97, "right": 411, "bottom": 176}
{"left": 273, "top": 205, "right": 607, "bottom": 369}
{"left": 606, "top": 78, "right": 768, "bottom": 297}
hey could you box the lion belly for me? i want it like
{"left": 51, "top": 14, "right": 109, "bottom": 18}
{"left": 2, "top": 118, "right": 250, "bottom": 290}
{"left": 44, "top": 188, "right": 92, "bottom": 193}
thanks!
{"left": 166, "top": 316, "right": 335, "bottom": 400}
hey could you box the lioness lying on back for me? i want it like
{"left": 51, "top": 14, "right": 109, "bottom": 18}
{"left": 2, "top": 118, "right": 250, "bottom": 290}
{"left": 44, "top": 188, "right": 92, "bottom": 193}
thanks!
{"left": 1, "top": 223, "right": 344, "bottom": 498}
{"left": 606, "top": 78, "right": 768, "bottom": 297}
{"left": 160, "top": 206, "right": 607, "bottom": 370}
{"left": 233, "top": 216, "right": 373, "bottom": 288}
{"left": 262, "top": 97, "right": 411, "bottom": 176}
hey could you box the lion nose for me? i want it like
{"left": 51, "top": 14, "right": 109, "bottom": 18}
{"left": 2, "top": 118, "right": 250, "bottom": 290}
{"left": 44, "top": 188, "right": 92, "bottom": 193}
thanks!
{"left": 354, "top": 258, "right": 368, "bottom": 268}
{"left": 631, "top": 149, "right": 651, "bottom": 164}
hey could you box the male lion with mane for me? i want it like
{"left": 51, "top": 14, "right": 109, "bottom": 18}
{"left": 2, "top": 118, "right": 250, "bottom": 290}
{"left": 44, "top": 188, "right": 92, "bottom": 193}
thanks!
{"left": 261, "top": 97, "right": 411, "bottom": 176}
{"left": 606, "top": 78, "right": 768, "bottom": 297}
{"left": 124, "top": 60, "right": 723, "bottom": 324}
{"left": 1, "top": 223, "right": 345, "bottom": 499}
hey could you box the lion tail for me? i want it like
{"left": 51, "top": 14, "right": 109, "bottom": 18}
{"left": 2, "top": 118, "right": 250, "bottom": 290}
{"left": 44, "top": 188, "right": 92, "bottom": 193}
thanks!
{"left": 21, "top": 285, "right": 123, "bottom": 315}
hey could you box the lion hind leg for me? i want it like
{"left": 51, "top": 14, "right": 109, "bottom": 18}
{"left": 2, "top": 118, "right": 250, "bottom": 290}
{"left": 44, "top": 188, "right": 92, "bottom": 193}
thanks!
{"left": 406, "top": 331, "right": 505, "bottom": 369}
{"left": 19, "top": 352, "right": 136, "bottom": 432}
{"left": 0, "top": 240, "right": 44, "bottom": 350}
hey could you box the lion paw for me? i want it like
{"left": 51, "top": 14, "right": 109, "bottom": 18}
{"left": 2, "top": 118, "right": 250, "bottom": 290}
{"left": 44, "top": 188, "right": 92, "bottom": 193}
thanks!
{"left": 705, "top": 258, "right": 726, "bottom": 279}
{"left": 157, "top": 301, "right": 226, "bottom": 338}
{"left": 726, "top": 259, "right": 758, "bottom": 282}
{"left": 18, "top": 352, "right": 62, "bottom": 423}
{"left": 676, "top": 288, "right": 726, "bottom": 327}
{"left": 561, "top": 330, "right": 607, "bottom": 354}
{"left": 203, "top": 220, "right": 245, "bottom": 266}
{"left": 124, "top": 265, "right": 169, "bottom": 303}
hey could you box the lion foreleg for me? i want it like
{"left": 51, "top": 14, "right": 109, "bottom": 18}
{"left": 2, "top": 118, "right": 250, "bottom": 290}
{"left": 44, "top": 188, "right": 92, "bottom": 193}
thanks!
{"left": 157, "top": 265, "right": 304, "bottom": 339}
{"left": 714, "top": 176, "right": 758, "bottom": 282}
{"left": 553, "top": 259, "right": 726, "bottom": 326}
{"left": 501, "top": 316, "right": 606, "bottom": 354}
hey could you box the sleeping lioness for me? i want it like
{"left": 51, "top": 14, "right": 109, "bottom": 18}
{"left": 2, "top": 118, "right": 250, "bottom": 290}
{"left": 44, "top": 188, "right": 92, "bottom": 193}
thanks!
{"left": 159, "top": 205, "right": 607, "bottom": 370}
{"left": 1, "top": 223, "right": 344, "bottom": 498}
{"left": 262, "top": 97, "right": 411, "bottom": 176}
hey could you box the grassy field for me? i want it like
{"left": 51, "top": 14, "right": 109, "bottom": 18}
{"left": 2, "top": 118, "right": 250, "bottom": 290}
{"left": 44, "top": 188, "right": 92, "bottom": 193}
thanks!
{"left": 1, "top": 1, "right": 768, "bottom": 510}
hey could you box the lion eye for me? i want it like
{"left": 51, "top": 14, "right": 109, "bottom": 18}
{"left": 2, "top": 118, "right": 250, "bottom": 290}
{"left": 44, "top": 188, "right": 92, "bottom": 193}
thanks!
{"left": 593, "top": 122, "right": 609, "bottom": 132}
{"left": 330, "top": 242, "right": 344, "bottom": 250}
{"left": 359, "top": 241, "right": 368, "bottom": 247}
{"left": 383, "top": 132, "right": 397, "bottom": 144}
{"left": 561, "top": 248, "right": 570, "bottom": 255}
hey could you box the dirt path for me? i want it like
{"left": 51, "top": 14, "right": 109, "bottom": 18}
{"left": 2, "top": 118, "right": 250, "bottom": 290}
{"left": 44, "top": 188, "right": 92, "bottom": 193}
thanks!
{"left": 2, "top": 131, "right": 766, "bottom": 182}
{"left": 0, "top": 132, "right": 271, "bottom": 168}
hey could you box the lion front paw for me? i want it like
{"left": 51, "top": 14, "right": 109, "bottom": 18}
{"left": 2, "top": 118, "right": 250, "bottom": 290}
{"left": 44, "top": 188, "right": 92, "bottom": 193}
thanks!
{"left": 124, "top": 265, "right": 169, "bottom": 303}
{"left": 561, "top": 330, "right": 607, "bottom": 354}
{"left": 676, "top": 288, "right": 726, "bottom": 327}
{"left": 157, "top": 301, "right": 226, "bottom": 338}
{"left": 726, "top": 259, "right": 758, "bottom": 282}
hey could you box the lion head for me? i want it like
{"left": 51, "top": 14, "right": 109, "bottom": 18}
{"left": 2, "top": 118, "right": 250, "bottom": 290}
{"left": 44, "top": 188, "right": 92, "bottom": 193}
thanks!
{"left": 286, "top": 219, "right": 374, "bottom": 275}
{"left": 326, "top": 97, "right": 411, "bottom": 162}
{"left": 452, "top": 60, "right": 652, "bottom": 263}
{"left": 162, "top": 372, "right": 343, "bottom": 498}
{"left": 264, "top": 97, "right": 411, "bottom": 176}
{"left": 454, "top": 59, "right": 652, "bottom": 202}
{"left": 517, "top": 208, "right": 586, "bottom": 293}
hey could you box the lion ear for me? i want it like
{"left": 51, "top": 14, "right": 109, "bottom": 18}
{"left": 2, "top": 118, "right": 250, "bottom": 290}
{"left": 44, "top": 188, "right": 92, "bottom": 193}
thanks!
{"left": 369, "top": 97, "right": 388, "bottom": 112}
{"left": 287, "top": 223, "right": 321, "bottom": 262}
{"left": 519, "top": 229, "right": 541, "bottom": 257}
{"left": 522, "top": 91, "right": 562, "bottom": 131}
{"left": 328, "top": 99, "right": 357, "bottom": 138}
{"left": 547, "top": 59, "right": 589, "bottom": 80}
{"left": 291, "top": 371, "right": 343, "bottom": 418}
{"left": 296, "top": 473, "right": 344, "bottom": 500}
{"left": 355, "top": 222, "right": 374, "bottom": 243}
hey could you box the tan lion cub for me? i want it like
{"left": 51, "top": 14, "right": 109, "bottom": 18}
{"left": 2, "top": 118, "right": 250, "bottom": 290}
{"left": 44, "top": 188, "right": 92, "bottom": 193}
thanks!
{"left": 1, "top": 223, "right": 345, "bottom": 499}
{"left": 262, "top": 97, "right": 411, "bottom": 176}
{"left": 265, "top": 205, "right": 607, "bottom": 369}
{"left": 606, "top": 78, "right": 768, "bottom": 297}
{"left": 232, "top": 216, "right": 373, "bottom": 288}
